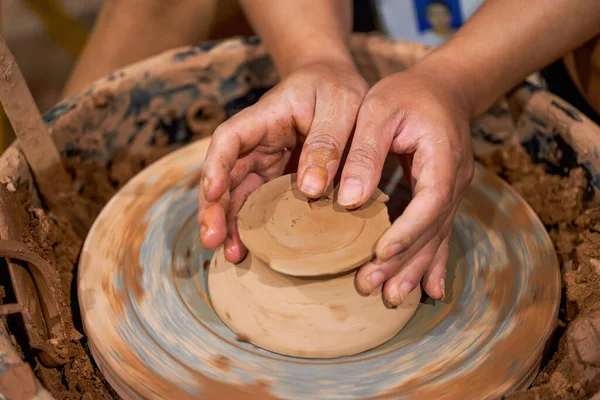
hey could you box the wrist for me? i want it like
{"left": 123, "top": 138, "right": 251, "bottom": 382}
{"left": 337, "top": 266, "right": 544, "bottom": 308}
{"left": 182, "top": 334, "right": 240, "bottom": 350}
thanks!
{"left": 415, "top": 52, "right": 483, "bottom": 119}
{"left": 270, "top": 37, "right": 356, "bottom": 78}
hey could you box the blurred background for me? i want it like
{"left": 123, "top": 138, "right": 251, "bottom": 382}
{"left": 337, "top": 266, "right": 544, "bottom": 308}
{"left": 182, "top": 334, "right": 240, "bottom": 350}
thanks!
{"left": 0, "top": 0, "right": 489, "bottom": 152}
{"left": 1, "top": 0, "right": 101, "bottom": 150}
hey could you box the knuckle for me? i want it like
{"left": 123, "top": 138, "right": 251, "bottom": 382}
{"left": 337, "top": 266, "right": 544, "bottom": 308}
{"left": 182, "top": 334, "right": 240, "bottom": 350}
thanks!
{"left": 303, "top": 134, "right": 340, "bottom": 155}
{"left": 213, "top": 118, "right": 243, "bottom": 143}
{"left": 212, "top": 123, "right": 229, "bottom": 139}
{"left": 364, "top": 93, "right": 393, "bottom": 116}
{"left": 320, "top": 81, "right": 366, "bottom": 111}
{"left": 345, "top": 146, "right": 379, "bottom": 170}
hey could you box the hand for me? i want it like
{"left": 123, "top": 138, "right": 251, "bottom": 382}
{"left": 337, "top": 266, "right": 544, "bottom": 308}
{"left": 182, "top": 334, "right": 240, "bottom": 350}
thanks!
{"left": 199, "top": 60, "right": 368, "bottom": 263}
{"left": 345, "top": 64, "right": 474, "bottom": 306}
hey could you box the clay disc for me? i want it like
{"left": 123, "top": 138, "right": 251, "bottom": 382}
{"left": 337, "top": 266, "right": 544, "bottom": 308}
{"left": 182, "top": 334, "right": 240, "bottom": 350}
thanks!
{"left": 237, "top": 174, "right": 390, "bottom": 276}
{"left": 79, "top": 137, "right": 561, "bottom": 399}
{"left": 208, "top": 247, "right": 420, "bottom": 359}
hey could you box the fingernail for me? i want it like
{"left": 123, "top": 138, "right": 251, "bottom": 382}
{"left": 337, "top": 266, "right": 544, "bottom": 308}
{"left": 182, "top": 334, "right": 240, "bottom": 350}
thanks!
{"left": 390, "top": 281, "right": 413, "bottom": 305}
{"left": 367, "top": 270, "right": 385, "bottom": 290}
{"left": 439, "top": 279, "right": 445, "bottom": 301}
{"left": 300, "top": 166, "right": 328, "bottom": 196}
{"left": 382, "top": 295, "right": 397, "bottom": 309}
{"left": 338, "top": 178, "right": 363, "bottom": 207}
{"left": 202, "top": 176, "right": 211, "bottom": 197}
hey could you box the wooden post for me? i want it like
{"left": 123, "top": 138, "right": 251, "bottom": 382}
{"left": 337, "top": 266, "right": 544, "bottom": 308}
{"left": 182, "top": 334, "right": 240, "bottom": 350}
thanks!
{"left": 0, "top": 34, "right": 89, "bottom": 237}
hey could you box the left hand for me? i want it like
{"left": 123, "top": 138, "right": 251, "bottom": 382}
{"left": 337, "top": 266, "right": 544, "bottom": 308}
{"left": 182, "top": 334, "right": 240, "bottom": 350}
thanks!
{"left": 342, "top": 64, "right": 475, "bottom": 306}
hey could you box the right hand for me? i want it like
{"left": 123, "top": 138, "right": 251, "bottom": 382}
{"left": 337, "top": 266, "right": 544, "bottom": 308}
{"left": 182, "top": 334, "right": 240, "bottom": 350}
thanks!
{"left": 198, "top": 60, "right": 368, "bottom": 263}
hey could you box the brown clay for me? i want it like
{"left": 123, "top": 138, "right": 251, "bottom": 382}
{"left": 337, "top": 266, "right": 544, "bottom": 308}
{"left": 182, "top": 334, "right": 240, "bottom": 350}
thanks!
{"left": 0, "top": 239, "right": 81, "bottom": 366}
{"left": 237, "top": 174, "right": 391, "bottom": 277}
{"left": 211, "top": 172, "right": 419, "bottom": 358}
{"left": 208, "top": 247, "right": 420, "bottom": 358}
{"left": 479, "top": 145, "right": 600, "bottom": 399}
{"left": 568, "top": 307, "right": 600, "bottom": 395}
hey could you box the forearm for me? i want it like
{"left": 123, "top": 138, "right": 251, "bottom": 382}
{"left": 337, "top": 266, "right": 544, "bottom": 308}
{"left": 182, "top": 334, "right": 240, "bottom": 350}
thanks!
{"left": 239, "top": 0, "right": 354, "bottom": 76}
{"left": 420, "top": 0, "right": 600, "bottom": 118}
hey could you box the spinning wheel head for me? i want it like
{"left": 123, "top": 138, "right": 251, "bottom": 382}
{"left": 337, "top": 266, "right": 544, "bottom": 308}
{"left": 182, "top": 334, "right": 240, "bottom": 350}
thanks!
{"left": 79, "top": 137, "right": 560, "bottom": 399}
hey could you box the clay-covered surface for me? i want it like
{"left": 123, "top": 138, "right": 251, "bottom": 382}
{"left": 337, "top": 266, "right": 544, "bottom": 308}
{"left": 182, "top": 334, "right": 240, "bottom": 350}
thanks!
{"left": 78, "top": 136, "right": 558, "bottom": 399}
{"left": 237, "top": 174, "right": 391, "bottom": 277}
{"left": 0, "top": 34, "right": 598, "bottom": 398}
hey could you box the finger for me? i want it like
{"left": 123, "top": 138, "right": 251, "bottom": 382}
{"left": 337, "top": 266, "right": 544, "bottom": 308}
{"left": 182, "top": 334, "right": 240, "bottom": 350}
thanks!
{"left": 198, "top": 155, "right": 253, "bottom": 253}
{"left": 297, "top": 86, "right": 363, "bottom": 198}
{"left": 223, "top": 172, "right": 265, "bottom": 263}
{"left": 355, "top": 230, "right": 439, "bottom": 295}
{"left": 338, "top": 95, "right": 397, "bottom": 208}
{"left": 228, "top": 153, "right": 258, "bottom": 191}
{"left": 375, "top": 141, "right": 458, "bottom": 261}
{"left": 201, "top": 100, "right": 295, "bottom": 203}
{"left": 198, "top": 191, "right": 229, "bottom": 250}
{"left": 382, "top": 236, "right": 441, "bottom": 306}
{"left": 356, "top": 208, "right": 454, "bottom": 295}
{"left": 355, "top": 252, "right": 405, "bottom": 296}
{"left": 422, "top": 231, "right": 451, "bottom": 300}
{"left": 228, "top": 149, "right": 291, "bottom": 191}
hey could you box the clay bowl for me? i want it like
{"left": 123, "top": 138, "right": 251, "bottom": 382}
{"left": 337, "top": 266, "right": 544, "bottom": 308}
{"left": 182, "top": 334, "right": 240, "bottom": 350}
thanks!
{"left": 209, "top": 173, "right": 420, "bottom": 358}
{"left": 208, "top": 248, "right": 421, "bottom": 359}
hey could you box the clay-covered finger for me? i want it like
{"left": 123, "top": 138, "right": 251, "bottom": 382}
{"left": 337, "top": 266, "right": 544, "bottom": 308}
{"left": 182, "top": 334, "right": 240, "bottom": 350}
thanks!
{"left": 228, "top": 147, "right": 294, "bottom": 192}
{"left": 375, "top": 143, "right": 457, "bottom": 261}
{"left": 355, "top": 211, "right": 451, "bottom": 296}
{"left": 224, "top": 172, "right": 265, "bottom": 263}
{"left": 382, "top": 236, "right": 441, "bottom": 306}
{"left": 355, "top": 252, "right": 407, "bottom": 296}
{"left": 338, "top": 96, "right": 396, "bottom": 208}
{"left": 198, "top": 191, "right": 230, "bottom": 250}
{"left": 355, "top": 227, "right": 439, "bottom": 294}
{"left": 201, "top": 100, "right": 295, "bottom": 203}
{"left": 297, "top": 86, "right": 364, "bottom": 198}
{"left": 422, "top": 233, "right": 450, "bottom": 300}
{"left": 421, "top": 208, "right": 455, "bottom": 299}
{"left": 227, "top": 154, "right": 258, "bottom": 192}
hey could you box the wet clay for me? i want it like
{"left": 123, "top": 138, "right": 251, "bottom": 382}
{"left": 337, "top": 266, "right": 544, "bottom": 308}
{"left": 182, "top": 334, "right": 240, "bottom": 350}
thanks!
{"left": 212, "top": 172, "right": 418, "bottom": 358}
{"left": 208, "top": 247, "right": 420, "bottom": 358}
{"left": 237, "top": 174, "right": 391, "bottom": 277}
{"left": 480, "top": 145, "right": 600, "bottom": 400}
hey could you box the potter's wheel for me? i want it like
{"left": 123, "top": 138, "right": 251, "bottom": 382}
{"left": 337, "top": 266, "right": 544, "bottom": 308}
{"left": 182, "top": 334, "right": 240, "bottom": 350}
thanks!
{"left": 78, "top": 137, "right": 560, "bottom": 399}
